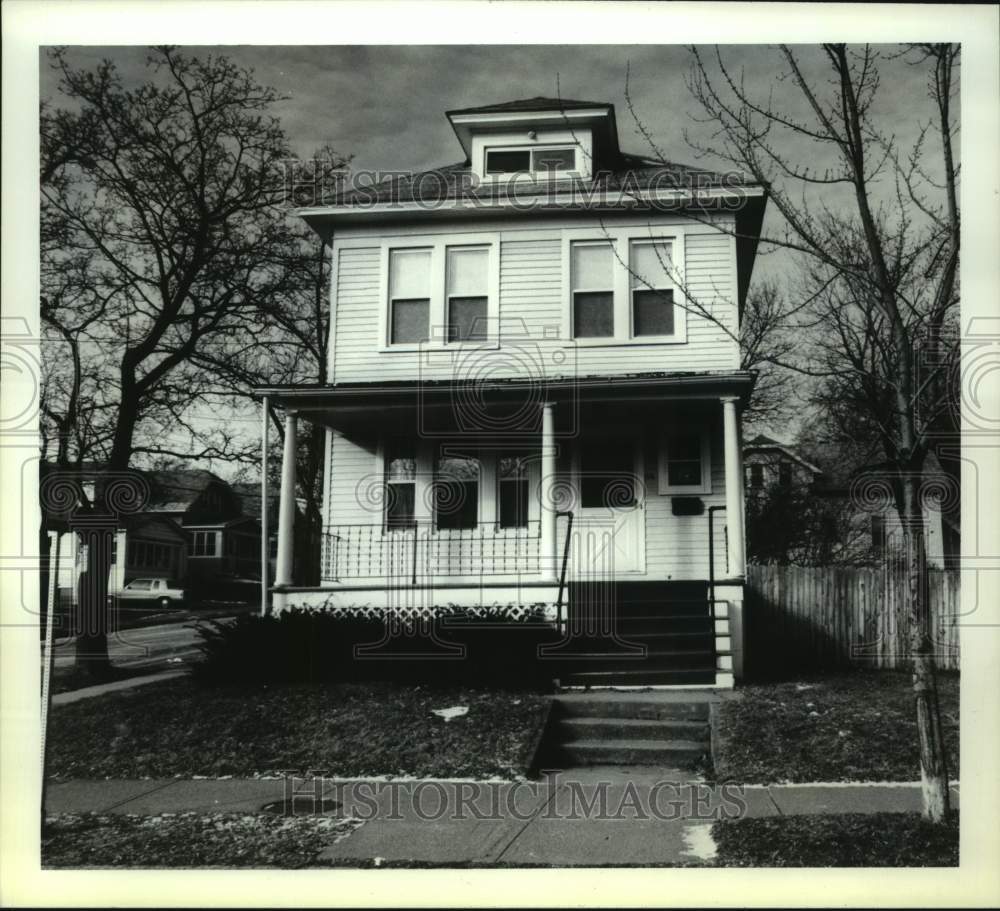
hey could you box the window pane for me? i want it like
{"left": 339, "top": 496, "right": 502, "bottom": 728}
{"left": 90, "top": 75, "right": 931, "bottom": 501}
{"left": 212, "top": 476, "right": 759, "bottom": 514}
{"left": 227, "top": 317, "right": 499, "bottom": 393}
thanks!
{"left": 531, "top": 147, "right": 575, "bottom": 172}
{"left": 668, "top": 460, "right": 702, "bottom": 487}
{"left": 571, "top": 242, "right": 612, "bottom": 291}
{"left": 447, "top": 248, "right": 487, "bottom": 296}
{"left": 499, "top": 479, "right": 529, "bottom": 528}
{"left": 633, "top": 288, "right": 675, "bottom": 336}
{"left": 386, "top": 443, "right": 416, "bottom": 481}
{"left": 447, "top": 296, "right": 488, "bottom": 342}
{"left": 436, "top": 481, "right": 478, "bottom": 529}
{"left": 573, "top": 291, "right": 614, "bottom": 338}
{"left": 391, "top": 299, "right": 429, "bottom": 344}
{"left": 486, "top": 149, "right": 530, "bottom": 174}
{"left": 386, "top": 483, "right": 415, "bottom": 529}
{"left": 630, "top": 241, "right": 672, "bottom": 288}
{"left": 389, "top": 248, "right": 431, "bottom": 298}
{"left": 436, "top": 456, "right": 479, "bottom": 530}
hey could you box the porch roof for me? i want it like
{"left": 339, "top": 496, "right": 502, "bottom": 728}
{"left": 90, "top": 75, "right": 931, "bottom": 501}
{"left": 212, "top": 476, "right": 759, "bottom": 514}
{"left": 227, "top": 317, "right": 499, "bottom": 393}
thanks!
{"left": 254, "top": 370, "right": 755, "bottom": 423}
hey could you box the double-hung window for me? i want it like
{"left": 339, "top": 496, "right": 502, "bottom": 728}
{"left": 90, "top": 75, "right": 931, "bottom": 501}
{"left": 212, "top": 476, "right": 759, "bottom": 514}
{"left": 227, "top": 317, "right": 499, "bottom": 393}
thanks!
{"left": 629, "top": 240, "right": 676, "bottom": 337}
{"left": 659, "top": 429, "right": 711, "bottom": 495}
{"left": 388, "top": 248, "right": 431, "bottom": 345}
{"left": 385, "top": 441, "right": 417, "bottom": 530}
{"left": 497, "top": 454, "right": 530, "bottom": 528}
{"left": 570, "top": 241, "right": 614, "bottom": 339}
{"left": 435, "top": 455, "right": 479, "bottom": 530}
{"left": 446, "top": 247, "right": 488, "bottom": 342}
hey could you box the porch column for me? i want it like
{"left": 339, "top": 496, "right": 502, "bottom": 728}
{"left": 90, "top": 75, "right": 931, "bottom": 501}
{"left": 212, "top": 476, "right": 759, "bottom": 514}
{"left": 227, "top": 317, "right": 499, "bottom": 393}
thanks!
{"left": 275, "top": 410, "right": 297, "bottom": 587}
{"left": 722, "top": 396, "right": 745, "bottom": 578}
{"left": 260, "top": 395, "right": 270, "bottom": 615}
{"left": 540, "top": 402, "right": 558, "bottom": 582}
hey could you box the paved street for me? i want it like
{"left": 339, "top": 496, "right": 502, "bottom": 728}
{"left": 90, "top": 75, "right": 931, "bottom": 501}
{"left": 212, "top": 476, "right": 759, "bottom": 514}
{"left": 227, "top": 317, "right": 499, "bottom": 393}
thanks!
{"left": 52, "top": 614, "right": 233, "bottom": 668}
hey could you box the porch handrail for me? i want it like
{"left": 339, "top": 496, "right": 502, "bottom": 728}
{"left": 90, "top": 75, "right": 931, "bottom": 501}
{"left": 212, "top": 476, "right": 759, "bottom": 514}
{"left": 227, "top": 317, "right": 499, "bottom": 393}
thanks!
{"left": 555, "top": 510, "right": 574, "bottom": 628}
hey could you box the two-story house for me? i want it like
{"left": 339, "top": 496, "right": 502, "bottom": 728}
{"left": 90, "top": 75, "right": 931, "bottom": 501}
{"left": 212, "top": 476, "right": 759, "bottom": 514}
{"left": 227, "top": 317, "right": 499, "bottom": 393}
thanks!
{"left": 257, "top": 97, "right": 767, "bottom": 686}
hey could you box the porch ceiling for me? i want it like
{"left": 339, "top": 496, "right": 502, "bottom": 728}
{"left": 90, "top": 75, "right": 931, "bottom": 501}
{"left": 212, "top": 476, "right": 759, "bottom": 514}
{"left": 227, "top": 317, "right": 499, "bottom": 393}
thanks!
{"left": 255, "top": 371, "right": 756, "bottom": 429}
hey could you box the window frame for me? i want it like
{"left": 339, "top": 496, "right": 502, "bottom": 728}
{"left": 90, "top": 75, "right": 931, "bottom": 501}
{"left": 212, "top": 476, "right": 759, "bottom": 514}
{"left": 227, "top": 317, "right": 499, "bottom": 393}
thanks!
{"left": 377, "top": 235, "right": 500, "bottom": 352}
{"left": 628, "top": 238, "right": 679, "bottom": 341}
{"left": 561, "top": 228, "right": 689, "bottom": 346}
{"left": 484, "top": 144, "right": 579, "bottom": 177}
{"left": 658, "top": 428, "right": 712, "bottom": 495}
{"left": 569, "top": 239, "right": 616, "bottom": 340}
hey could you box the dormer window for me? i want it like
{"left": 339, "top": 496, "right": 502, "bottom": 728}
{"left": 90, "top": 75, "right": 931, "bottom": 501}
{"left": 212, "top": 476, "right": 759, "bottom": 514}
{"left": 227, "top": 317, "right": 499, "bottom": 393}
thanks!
{"left": 484, "top": 145, "right": 578, "bottom": 177}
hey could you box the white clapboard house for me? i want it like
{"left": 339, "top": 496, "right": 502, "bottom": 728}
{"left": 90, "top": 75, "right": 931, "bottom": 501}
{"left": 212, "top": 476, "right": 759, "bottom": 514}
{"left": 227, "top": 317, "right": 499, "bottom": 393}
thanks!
{"left": 258, "top": 97, "right": 767, "bottom": 687}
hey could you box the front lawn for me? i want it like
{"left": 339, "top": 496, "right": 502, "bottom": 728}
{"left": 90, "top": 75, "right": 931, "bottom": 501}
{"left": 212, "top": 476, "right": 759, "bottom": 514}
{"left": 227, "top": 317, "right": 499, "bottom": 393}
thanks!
{"left": 712, "top": 812, "right": 959, "bottom": 867}
{"left": 713, "top": 671, "right": 959, "bottom": 783}
{"left": 46, "top": 677, "right": 549, "bottom": 780}
{"left": 42, "top": 812, "right": 360, "bottom": 868}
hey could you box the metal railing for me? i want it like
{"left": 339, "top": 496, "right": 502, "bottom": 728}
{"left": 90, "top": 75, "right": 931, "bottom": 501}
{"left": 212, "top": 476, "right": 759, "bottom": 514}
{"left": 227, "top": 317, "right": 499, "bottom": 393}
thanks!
{"left": 321, "top": 520, "right": 543, "bottom": 583}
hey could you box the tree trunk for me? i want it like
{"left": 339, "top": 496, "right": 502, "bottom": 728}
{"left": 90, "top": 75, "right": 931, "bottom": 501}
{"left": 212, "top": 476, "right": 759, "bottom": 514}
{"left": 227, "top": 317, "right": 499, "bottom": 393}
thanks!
{"left": 72, "top": 521, "right": 113, "bottom": 679}
{"left": 901, "top": 475, "right": 950, "bottom": 821}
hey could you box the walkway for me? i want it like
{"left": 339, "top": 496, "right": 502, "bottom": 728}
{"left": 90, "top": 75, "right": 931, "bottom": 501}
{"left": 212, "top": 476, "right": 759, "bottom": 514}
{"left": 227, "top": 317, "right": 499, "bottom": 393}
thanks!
{"left": 44, "top": 773, "right": 961, "bottom": 866}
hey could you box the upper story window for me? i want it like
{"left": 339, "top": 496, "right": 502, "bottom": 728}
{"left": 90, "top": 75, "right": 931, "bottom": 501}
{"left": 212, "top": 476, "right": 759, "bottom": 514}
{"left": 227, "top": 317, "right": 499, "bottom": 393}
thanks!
{"left": 778, "top": 461, "right": 793, "bottom": 488}
{"left": 380, "top": 235, "right": 498, "bottom": 350}
{"left": 388, "top": 248, "right": 431, "bottom": 345}
{"left": 570, "top": 241, "right": 614, "bottom": 338}
{"left": 630, "top": 240, "right": 675, "bottom": 337}
{"left": 748, "top": 463, "right": 764, "bottom": 489}
{"left": 485, "top": 146, "right": 577, "bottom": 176}
{"left": 563, "top": 229, "right": 687, "bottom": 345}
{"left": 446, "top": 247, "right": 488, "bottom": 342}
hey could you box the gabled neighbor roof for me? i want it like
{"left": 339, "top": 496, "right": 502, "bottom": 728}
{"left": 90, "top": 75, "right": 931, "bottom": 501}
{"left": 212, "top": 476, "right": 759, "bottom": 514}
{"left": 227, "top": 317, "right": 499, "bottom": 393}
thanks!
{"left": 447, "top": 96, "right": 611, "bottom": 115}
{"left": 743, "top": 435, "right": 823, "bottom": 475}
{"left": 146, "top": 469, "right": 229, "bottom": 513}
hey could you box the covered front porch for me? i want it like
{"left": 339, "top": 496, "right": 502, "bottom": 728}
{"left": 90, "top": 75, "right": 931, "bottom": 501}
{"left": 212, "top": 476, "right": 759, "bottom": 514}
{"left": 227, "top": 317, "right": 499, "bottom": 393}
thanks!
{"left": 256, "top": 372, "right": 752, "bottom": 682}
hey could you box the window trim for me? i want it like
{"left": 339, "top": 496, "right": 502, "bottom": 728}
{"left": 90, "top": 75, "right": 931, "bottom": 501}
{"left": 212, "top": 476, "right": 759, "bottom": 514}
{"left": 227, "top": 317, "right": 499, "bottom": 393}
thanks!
{"left": 561, "top": 228, "right": 689, "bottom": 346}
{"left": 377, "top": 234, "right": 500, "bottom": 352}
{"left": 658, "top": 428, "right": 712, "bottom": 495}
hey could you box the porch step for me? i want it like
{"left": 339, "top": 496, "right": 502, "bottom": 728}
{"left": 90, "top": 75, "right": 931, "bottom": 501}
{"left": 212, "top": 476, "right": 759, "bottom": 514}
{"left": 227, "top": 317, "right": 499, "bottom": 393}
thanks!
{"left": 557, "top": 737, "right": 708, "bottom": 767}
{"left": 559, "top": 667, "right": 717, "bottom": 687}
{"left": 557, "top": 716, "right": 708, "bottom": 741}
{"left": 554, "top": 692, "right": 715, "bottom": 720}
{"left": 551, "top": 649, "right": 716, "bottom": 672}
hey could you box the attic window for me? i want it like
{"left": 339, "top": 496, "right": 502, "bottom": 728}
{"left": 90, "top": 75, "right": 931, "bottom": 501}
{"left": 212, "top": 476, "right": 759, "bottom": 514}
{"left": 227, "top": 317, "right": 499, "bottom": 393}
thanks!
{"left": 485, "top": 147, "right": 576, "bottom": 175}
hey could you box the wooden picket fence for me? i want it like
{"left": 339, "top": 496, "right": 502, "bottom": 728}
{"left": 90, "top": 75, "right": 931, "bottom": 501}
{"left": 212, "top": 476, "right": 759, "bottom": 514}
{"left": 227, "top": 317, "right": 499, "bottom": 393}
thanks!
{"left": 744, "top": 563, "right": 960, "bottom": 675}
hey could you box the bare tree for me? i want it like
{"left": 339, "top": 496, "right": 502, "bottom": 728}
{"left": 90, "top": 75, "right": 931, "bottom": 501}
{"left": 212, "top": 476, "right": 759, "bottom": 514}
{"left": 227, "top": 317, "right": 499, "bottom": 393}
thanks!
{"left": 41, "top": 46, "right": 301, "bottom": 676}
{"left": 683, "top": 43, "right": 960, "bottom": 820}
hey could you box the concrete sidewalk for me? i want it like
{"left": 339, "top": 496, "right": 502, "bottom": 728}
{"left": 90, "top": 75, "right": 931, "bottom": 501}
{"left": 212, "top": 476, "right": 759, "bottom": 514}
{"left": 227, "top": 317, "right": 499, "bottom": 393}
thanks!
{"left": 44, "top": 773, "right": 961, "bottom": 867}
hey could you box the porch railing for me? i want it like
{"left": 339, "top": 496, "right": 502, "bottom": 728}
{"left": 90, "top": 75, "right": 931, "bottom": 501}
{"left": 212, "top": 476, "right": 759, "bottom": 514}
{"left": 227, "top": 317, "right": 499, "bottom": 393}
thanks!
{"left": 321, "top": 520, "right": 542, "bottom": 583}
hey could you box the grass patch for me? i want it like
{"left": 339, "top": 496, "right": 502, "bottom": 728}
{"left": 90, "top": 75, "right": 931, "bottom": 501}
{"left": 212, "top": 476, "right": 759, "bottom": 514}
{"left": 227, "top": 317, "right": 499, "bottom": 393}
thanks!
{"left": 46, "top": 677, "right": 549, "bottom": 780}
{"left": 47, "top": 662, "right": 177, "bottom": 696}
{"left": 714, "top": 671, "right": 959, "bottom": 784}
{"left": 713, "top": 812, "right": 959, "bottom": 866}
{"left": 42, "top": 812, "right": 360, "bottom": 868}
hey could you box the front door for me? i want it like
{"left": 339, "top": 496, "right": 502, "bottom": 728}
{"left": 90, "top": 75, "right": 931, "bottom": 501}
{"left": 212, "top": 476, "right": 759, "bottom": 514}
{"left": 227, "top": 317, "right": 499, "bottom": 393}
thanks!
{"left": 571, "top": 435, "right": 645, "bottom": 579}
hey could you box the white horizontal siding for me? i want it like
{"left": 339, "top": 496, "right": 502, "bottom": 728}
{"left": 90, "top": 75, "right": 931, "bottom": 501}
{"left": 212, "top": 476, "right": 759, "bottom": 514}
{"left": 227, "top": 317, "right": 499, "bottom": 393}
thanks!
{"left": 326, "top": 430, "right": 380, "bottom": 527}
{"left": 330, "top": 219, "right": 740, "bottom": 384}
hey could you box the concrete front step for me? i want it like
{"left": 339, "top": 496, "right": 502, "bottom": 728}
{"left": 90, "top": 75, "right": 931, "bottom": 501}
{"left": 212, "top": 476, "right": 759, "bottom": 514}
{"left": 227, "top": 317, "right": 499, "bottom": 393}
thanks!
{"left": 558, "top": 716, "right": 709, "bottom": 741}
{"left": 553, "top": 691, "right": 716, "bottom": 720}
{"left": 558, "top": 737, "right": 708, "bottom": 767}
{"left": 560, "top": 668, "right": 717, "bottom": 687}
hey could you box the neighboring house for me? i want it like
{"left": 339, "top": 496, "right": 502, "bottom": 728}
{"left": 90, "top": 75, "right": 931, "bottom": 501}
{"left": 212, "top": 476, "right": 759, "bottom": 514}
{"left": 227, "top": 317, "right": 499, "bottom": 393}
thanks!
{"left": 813, "top": 451, "right": 960, "bottom": 570}
{"left": 743, "top": 434, "right": 823, "bottom": 498}
{"left": 146, "top": 469, "right": 261, "bottom": 580}
{"left": 257, "top": 97, "right": 769, "bottom": 686}
{"left": 46, "top": 466, "right": 268, "bottom": 604}
{"left": 230, "top": 481, "right": 312, "bottom": 582}
{"left": 740, "top": 438, "right": 960, "bottom": 569}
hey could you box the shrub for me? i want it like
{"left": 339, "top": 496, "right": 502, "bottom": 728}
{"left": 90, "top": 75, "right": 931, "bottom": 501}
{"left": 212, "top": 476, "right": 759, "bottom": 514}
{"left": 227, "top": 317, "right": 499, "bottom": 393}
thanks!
{"left": 193, "top": 606, "right": 560, "bottom": 691}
